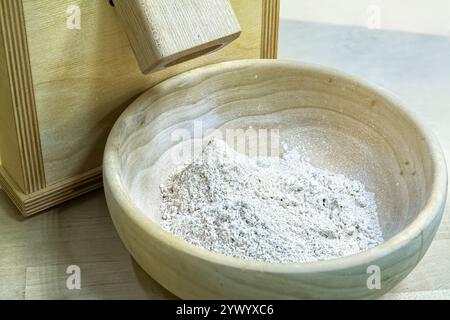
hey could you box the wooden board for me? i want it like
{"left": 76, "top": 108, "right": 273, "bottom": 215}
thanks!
{"left": 0, "top": 0, "right": 45, "bottom": 194}
{"left": 0, "top": 25, "right": 24, "bottom": 192}
{"left": 0, "top": 0, "right": 280, "bottom": 216}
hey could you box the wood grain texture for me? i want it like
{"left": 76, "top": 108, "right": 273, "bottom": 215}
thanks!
{"left": 0, "top": 17, "right": 24, "bottom": 192}
{"left": 103, "top": 60, "right": 447, "bottom": 299}
{"left": 1, "top": 189, "right": 449, "bottom": 299}
{"left": 114, "top": 0, "right": 242, "bottom": 74}
{"left": 1, "top": 20, "right": 449, "bottom": 300}
{"left": 23, "top": 0, "right": 270, "bottom": 185}
{"left": 261, "top": 0, "right": 280, "bottom": 58}
{"left": 0, "top": 0, "right": 279, "bottom": 216}
{"left": 0, "top": 190, "right": 176, "bottom": 300}
{"left": 0, "top": 166, "right": 102, "bottom": 216}
{"left": 0, "top": 0, "right": 45, "bottom": 194}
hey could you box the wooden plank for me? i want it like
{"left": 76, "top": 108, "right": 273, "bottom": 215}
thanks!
{"left": 261, "top": 0, "right": 280, "bottom": 58}
{"left": 383, "top": 289, "right": 450, "bottom": 300}
{"left": 0, "top": 24, "right": 24, "bottom": 191}
{"left": 0, "top": 189, "right": 176, "bottom": 299}
{"left": 25, "top": 261, "right": 176, "bottom": 300}
{"left": 0, "top": 166, "right": 102, "bottom": 216}
{"left": 0, "top": 0, "right": 45, "bottom": 193}
{"left": 0, "top": 267, "right": 26, "bottom": 300}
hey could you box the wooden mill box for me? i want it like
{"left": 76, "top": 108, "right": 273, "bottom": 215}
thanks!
{"left": 0, "top": 0, "right": 280, "bottom": 216}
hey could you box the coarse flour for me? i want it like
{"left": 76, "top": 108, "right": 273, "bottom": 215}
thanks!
{"left": 160, "top": 139, "right": 383, "bottom": 263}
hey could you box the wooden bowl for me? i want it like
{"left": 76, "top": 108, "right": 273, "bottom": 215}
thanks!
{"left": 103, "top": 60, "right": 447, "bottom": 299}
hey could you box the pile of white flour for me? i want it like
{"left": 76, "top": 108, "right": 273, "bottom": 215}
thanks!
{"left": 160, "top": 139, "right": 383, "bottom": 263}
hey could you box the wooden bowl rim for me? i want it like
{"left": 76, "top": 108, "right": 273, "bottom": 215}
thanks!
{"left": 103, "top": 59, "right": 448, "bottom": 273}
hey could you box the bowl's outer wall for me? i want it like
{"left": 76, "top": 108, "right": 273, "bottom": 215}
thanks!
{"left": 103, "top": 59, "right": 448, "bottom": 299}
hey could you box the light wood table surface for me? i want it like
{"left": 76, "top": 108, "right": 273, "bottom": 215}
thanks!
{"left": 0, "top": 20, "right": 449, "bottom": 300}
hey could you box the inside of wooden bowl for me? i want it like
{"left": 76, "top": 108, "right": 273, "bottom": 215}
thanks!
{"left": 116, "top": 61, "right": 435, "bottom": 241}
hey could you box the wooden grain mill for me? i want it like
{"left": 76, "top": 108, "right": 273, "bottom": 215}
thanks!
{"left": 0, "top": 0, "right": 280, "bottom": 216}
